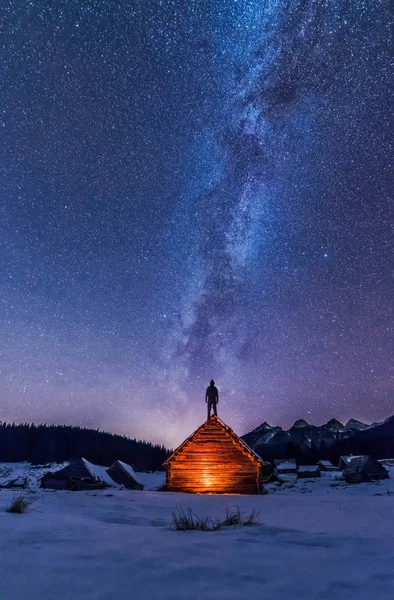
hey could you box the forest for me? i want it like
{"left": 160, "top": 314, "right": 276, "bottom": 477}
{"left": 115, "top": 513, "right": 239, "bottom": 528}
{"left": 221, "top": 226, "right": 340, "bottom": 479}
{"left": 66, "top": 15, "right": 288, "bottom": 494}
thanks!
{"left": 0, "top": 422, "right": 170, "bottom": 471}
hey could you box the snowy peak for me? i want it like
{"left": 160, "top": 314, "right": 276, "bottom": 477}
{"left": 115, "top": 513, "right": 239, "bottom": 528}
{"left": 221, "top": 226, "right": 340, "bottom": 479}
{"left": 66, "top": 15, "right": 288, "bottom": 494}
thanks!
{"left": 242, "top": 414, "right": 394, "bottom": 459}
{"left": 242, "top": 421, "right": 284, "bottom": 448}
{"left": 255, "top": 421, "right": 273, "bottom": 431}
{"left": 325, "top": 419, "right": 344, "bottom": 431}
{"left": 345, "top": 419, "right": 368, "bottom": 431}
{"left": 291, "top": 419, "right": 310, "bottom": 429}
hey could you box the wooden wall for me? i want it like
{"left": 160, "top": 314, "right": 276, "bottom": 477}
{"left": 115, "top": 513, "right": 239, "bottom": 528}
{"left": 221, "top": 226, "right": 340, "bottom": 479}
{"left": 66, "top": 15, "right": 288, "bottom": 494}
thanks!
{"left": 166, "top": 418, "right": 262, "bottom": 494}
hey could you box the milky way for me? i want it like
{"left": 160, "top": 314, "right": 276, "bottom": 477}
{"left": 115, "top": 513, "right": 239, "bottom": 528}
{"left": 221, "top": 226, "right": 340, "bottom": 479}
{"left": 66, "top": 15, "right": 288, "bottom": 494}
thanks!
{"left": 1, "top": 0, "right": 393, "bottom": 447}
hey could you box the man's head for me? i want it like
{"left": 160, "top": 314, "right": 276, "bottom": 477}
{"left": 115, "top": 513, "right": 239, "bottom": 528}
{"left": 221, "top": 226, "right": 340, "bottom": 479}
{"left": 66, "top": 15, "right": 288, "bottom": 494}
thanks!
{"left": 210, "top": 379, "right": 215, "bottom": 386}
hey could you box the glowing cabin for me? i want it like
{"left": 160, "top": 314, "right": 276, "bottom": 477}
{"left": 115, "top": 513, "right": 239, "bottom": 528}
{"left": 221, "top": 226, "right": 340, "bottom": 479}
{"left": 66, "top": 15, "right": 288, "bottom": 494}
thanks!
{"left": 164, "top": 415, "right": 264, "bottom": 494}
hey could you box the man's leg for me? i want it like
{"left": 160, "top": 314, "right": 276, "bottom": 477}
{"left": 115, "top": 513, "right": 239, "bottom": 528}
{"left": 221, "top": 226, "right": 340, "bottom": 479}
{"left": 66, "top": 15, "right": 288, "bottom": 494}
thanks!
{"left": 207, "top": 401, "right": 211, "bottom": 420}
{"left": 213, "top": 402, "right": 217, "bottom": 416}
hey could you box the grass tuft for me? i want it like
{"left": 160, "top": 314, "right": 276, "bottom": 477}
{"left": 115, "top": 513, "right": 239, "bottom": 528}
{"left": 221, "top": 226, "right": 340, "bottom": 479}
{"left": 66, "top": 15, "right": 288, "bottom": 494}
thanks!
{"left": 6, "top": 492, "right": 36, "bottom": 514}
{"left": 172, "top": 505, "right": 261, "bottom": 531}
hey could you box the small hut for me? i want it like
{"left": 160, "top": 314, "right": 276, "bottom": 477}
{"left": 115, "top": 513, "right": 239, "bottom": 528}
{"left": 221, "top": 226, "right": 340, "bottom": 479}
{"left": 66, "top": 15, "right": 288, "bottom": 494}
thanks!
{"left": 317, "top": 460, "right": 339, "bottom": 472}
{"left": 297, "top": 465, "right": 321, "bottom": 478}
{"left": 343, "top": 455, "right": 389, "bottom": 483}
{"left": 164, "top": 415, "right": 264, "bottom": 494}
{"left": 338, "top": 455, "right": 363, "bottom": 470}
{"left": 274, "top": 459, "right": 297, "bottom": 481}
{"left": 107, "top": 460, "right": 144, "bottom": 490}
{"left": 378, "top": 458, "right": 394, "bottom": 468}
{"left": 41, "top": 458, "right": 119, "bottom": 491}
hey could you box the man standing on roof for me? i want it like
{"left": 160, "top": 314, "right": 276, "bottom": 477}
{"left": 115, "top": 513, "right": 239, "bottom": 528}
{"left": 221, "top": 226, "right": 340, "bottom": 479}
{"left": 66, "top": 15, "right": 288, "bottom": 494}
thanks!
{"left": 205, "top": 379, "right": 219, "bottom": 420}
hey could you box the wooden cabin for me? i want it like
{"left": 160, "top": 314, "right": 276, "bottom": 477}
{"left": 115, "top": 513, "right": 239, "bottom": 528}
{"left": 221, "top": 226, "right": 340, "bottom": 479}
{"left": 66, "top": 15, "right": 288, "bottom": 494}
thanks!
{"left": 297, "top": 465, "right": 321, "bottom": 479}
{"left": 273, "top": 459, "right": 297, "bottom": 482}
{"left": 317, "top": 460, "right": 339, "bottom": 472}
{"left": 343, "top": 456, "right": 389, "bottom": 483}
{"left": 378, "top": 458, "right": 394, "bottom": 468}
{"left": 338, "top": 455, "right": 363, "bottom": 470}
{"left": 41, "top": 457, "right": 119, "bottom": 491}
{"left": 107, "top": 460, "right": 144, "bottom": 490}
{"left": 164, "top": 415, "right": 264, "bottom": 494}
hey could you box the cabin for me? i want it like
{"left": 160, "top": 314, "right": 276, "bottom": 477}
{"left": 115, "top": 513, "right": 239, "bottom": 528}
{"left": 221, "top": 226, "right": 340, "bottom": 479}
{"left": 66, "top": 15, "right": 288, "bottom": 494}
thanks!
{"left": 338, "top": 455, "right": 363, "bottom": 470}
{"left": 343, "top": 455, "right": 389, "bottom": 483}
{"left": 41, "top": 457, "right": 119, "bottom": 491}
{"left": 378, "top": 458, "right": 394, "bottom": 468}
{"left": 107, "top": 460, "right": 144, "bottom": 490}
{"left": 273, "top": 459, "right": 297, "bottom": 481}
{"left": 297, "top": 465, "right": 321, "bottom": 478}
{"left": 317, "top": 460, "right": 339, "bottom": 472}
{"left": 164, "top": 415, "right": 264, "bottom": 494}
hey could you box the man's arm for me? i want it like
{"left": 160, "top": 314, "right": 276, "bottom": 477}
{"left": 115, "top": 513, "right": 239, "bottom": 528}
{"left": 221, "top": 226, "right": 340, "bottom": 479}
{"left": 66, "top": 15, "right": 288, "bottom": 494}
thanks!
{"left": 216, "top": 388, "right": 219, "bottom": 403}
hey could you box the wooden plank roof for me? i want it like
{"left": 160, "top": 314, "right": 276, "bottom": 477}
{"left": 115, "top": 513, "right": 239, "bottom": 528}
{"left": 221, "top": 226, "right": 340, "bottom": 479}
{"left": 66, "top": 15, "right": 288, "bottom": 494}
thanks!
{"left": 164, "top": 415, "right": 263, "bottom": 466}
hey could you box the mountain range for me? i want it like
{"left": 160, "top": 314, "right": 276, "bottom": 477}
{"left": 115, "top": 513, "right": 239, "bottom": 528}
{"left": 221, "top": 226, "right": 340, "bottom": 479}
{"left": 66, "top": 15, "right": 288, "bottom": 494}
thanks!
{"left": 242, "top": 415, "right": 394, "bottom": 464}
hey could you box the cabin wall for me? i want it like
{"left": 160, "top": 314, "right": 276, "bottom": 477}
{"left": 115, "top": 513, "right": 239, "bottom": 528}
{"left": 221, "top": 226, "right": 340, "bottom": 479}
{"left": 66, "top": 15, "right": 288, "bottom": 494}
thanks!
{"left": 166, "top": 421, "right": 262, "bottom": 494}
{"left": 297, "top": 469, "right": 321, "bottom": 478}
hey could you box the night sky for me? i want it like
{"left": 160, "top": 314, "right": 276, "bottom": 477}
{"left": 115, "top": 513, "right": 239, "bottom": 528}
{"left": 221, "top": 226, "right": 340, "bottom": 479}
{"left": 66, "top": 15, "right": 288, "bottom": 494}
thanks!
{"left": 1, "top": 1, "right": 393, "bottom": 447}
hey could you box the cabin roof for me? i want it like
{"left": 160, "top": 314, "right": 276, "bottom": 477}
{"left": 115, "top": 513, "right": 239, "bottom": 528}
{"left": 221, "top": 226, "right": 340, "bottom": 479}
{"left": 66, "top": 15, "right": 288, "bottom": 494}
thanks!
{"left": 274, "top": 459, "right": 297, "bottom": 470}
{"left": 81, "top": 458, "right": 120, "bottom": 487}
{"left": 116, "top": 460, "right": 137, "bottom": 478}
{"left": 164, "top": 415, "right": 263, "bottom": 466}
{"left": 339, "top": 455, "right": 364, "bottom": 465}
{"left": 343, "top": 455, "right": 389, "bottom": 477}
{"left": 110, "top": 460, "right": 142, "bottom": 484}
{"left": 378, "top": 458, "right": 394, "bottom": 467}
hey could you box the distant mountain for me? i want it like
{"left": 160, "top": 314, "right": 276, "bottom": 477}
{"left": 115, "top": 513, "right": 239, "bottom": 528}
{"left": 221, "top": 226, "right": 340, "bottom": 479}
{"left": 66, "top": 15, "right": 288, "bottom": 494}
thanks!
{"left": 345, "top": 419, "right": 368, "bottom": 431}
{"left": 292, "top": 419, "right": 310, "bottom": 428}
{"left": 242, "top": 415, "right": 391, "bottom": 464}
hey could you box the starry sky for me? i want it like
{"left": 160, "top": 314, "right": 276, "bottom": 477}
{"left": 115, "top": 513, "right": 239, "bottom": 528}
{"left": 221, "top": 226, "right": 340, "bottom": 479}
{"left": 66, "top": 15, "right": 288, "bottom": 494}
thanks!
{"left": 1, "top": 0, "right": 393, "bottom": 448}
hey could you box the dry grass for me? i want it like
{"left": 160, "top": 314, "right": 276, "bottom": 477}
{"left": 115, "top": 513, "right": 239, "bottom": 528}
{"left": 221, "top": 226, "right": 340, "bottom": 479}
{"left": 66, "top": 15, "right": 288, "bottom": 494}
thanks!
{"left": 172, "top": 505, "right": 261, "bottom": 531}
{"left": 6, "top": 492, "right": 37, "bottom": 514}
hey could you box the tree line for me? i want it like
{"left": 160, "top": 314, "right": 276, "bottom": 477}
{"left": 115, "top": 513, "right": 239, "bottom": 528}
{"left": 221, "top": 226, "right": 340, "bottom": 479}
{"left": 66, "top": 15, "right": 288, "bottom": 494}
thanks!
{"left": 0, "top": 422, "right": 170, "bottom": 471}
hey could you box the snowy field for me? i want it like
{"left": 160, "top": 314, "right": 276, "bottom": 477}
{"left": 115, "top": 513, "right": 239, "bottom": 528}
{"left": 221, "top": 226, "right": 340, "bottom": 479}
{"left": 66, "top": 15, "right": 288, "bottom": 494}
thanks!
{"left": 1, "top": 470, "right": 394, "bottom": 600}
{"left": 0, "top": 462, "right": 165, "bottom": 491}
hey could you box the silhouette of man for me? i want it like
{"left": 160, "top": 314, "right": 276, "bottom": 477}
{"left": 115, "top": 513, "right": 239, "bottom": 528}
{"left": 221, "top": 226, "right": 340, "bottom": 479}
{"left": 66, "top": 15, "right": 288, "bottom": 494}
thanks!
{"left": 205, "top": 379, "right": 219, "bottom": 419}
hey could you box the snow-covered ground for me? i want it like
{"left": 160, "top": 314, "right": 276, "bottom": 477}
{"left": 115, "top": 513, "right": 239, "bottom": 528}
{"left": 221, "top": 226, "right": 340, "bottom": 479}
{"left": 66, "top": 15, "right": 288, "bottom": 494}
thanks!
{"left": 1, "top": 470, "right": 394, "bottom": 600}
{"left": 0, "top": 462, "right": 69, "bottom": 490}
{"left": 0, "top": 462, "right": 165, "bottom": 491}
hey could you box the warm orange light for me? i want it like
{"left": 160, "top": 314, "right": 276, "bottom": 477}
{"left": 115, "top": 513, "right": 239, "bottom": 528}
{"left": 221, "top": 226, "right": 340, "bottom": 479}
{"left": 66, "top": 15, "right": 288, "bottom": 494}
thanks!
{"left": 202, "top": 471, "right": 216, "bottom": 488}
{"left": 165, "top": 416, "right": 263, "bottom": 494}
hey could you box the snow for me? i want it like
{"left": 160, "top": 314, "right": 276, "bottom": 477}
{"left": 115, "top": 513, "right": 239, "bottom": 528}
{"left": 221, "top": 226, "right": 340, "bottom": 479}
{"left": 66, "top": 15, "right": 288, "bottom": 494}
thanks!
{"left": 0, "top": 462, "right": 67, "bottom": 490}
{"left": 81, "top": 458, "right": 121, "bottom": 488}
{"left": 275, "top": 460, "right": 296, "bottom": 471}
{"left": 1, "top": 468, "right": 394, "bottom": 599}
{"left": 255, "top": 428, "right": 279, "bottom": 444}
{"left": 379, "top": 458, "right": 394, "bottom": 467}
{"left": 0, "top": 461, "right": 165, "bottom": 492}
{"left": 340, "top": 455, "right": 364, "bottom": 465}
{"left": 115, "top": 462, "right": 166, "bottom": 490}
{"left": 132, "top": 470, "right": 166, "bottom": 490}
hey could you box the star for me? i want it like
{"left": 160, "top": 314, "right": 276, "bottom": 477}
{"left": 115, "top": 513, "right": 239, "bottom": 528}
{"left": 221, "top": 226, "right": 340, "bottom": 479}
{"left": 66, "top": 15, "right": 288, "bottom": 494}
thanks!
{"left": 0, "top": 0, "right": 393, "bottom": 447}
